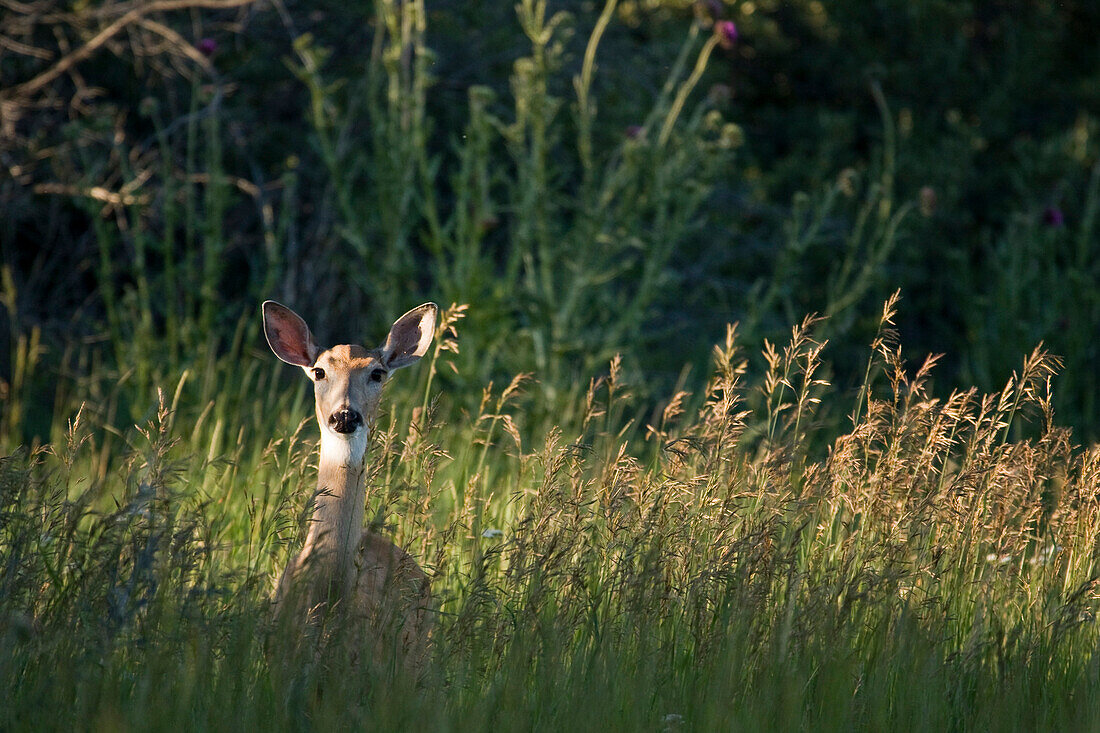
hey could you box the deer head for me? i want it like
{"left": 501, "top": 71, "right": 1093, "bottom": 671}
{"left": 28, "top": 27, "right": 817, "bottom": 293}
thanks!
{"left": 262, "top": 300, "right": 438, "bottom": 455}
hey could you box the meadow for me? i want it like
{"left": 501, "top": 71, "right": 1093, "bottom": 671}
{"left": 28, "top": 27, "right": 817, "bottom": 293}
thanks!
{"left": 2, "top": 0, "right": 1100, "bottom": 729}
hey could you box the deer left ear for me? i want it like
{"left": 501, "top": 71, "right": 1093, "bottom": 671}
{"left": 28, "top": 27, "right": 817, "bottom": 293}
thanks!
{"left": 379, "top": 303, "right": 438, "bottom": 370}
{"left": 263, "top": 300, "right": 321, "bottom": 367}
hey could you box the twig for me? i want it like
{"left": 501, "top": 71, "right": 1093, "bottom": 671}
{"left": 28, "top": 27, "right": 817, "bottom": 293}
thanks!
{"left": 33, "top": 182, "right": 150, "bottom": 207}
{"left": 1, "top": 0, "right": 255, "bottom": 102}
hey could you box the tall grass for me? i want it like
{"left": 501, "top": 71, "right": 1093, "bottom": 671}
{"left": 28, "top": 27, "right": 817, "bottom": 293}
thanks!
{"left": 3, "top": 296, "right": 1100, "bottom": 729}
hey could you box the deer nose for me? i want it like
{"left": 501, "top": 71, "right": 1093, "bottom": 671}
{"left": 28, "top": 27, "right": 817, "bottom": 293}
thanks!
{"left": 329, "top": 408, "right": 363, "bottom": 434}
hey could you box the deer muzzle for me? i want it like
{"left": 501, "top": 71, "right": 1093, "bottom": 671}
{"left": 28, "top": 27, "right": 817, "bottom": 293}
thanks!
{"left": 329, "top": 408, "right": 363, "bottom": 434}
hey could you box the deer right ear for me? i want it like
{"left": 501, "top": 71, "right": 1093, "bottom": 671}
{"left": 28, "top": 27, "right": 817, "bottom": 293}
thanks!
{"left": 262, "top": 300, "right": 320, "bottom": 367}
{"left": 379, "top": 303, "right": 438, "bottom": 371}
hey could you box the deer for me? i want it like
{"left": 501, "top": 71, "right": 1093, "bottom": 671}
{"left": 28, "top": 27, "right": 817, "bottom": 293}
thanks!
{"left": 262, "top": 299, "right": 437, "bottom": 672}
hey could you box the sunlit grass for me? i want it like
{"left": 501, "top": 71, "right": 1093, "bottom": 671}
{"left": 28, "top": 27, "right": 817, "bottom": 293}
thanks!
{"left": 3, "top": 296, "right": 1099, "bottom": 730}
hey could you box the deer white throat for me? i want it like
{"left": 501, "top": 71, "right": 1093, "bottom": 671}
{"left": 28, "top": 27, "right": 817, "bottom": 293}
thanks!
{"left": 319, "top": 425, "right": 370, "bottom": 468}
{"left": 300, "top": 427, "right": 371, "bottom": 591}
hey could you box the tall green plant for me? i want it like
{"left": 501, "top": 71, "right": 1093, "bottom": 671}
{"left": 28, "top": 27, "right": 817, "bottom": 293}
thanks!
{"left": 289, "top": 2, "right": 738, "bottom": 402}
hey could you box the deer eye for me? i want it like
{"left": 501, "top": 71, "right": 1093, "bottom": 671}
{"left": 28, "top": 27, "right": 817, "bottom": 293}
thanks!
{"left": 370, "top": 368, "right": 386, "bottom": 382}
{"left": 311, "top": 367, "right": 326, "bottom": 380}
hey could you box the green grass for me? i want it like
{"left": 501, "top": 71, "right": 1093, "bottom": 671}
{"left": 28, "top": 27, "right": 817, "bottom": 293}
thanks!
{"left": 3, "top": 299, "right": 1100, "bottom": 730}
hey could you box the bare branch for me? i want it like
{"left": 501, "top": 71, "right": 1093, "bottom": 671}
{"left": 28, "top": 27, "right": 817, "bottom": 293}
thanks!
{"left": 134, "top": 17, "right": 214, "bottom": 74}
{"left": 33, "top": 182, "right": 150, "bottom": 207}
{"left": 0, "top": 34, "right": 54, "bottom": 59}
{"left": 1, "top": 0, "right": 255, "bottom": 102}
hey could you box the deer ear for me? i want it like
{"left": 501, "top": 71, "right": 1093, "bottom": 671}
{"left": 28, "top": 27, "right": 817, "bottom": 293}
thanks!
{"left": 380, "top": 303, "right": 438, "bottom": 370}
{"left": 262, "top": 300, "right": 320, "bottom": 367}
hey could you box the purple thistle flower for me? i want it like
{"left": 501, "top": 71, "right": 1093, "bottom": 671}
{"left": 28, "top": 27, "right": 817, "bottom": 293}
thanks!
{"left": 715, "top": 21, "right": 738, "bottom": 50}
{"left": 626, "top": 125, "right": 644, "bottom": 140}
{"left": 197, "top": 38, "right": 217, "bottom": 57}
{"left": 1042, "top": 207, "right": 1065, "bottom": 227}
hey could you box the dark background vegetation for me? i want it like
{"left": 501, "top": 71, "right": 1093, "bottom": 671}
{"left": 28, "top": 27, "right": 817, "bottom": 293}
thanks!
{"left": 2, "top": 0, "right": 1098, "bottom": 442}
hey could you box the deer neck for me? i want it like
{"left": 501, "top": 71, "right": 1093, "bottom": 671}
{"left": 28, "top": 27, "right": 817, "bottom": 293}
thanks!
{"left": 299, "top": 428, "right": 370, "bottom": 594}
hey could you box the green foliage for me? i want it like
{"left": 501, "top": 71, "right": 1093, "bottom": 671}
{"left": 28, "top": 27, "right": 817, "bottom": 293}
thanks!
{"left": 3, "top": 306, "right": 1100, "bottom": 730}
{"left": 4, "top": 0, "right": 1099, "bottom": 436}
